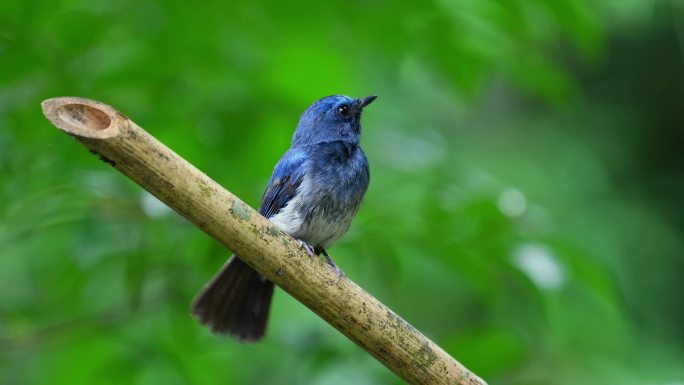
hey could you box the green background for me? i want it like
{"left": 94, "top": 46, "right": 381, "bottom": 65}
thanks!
{"left": 2, "top": 1, "right": 683, "bottom": 384}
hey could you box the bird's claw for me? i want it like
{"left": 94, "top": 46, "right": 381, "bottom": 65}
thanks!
{"left": 322, "top": 250, "right": 345, "bottom": 282}
{"left": 330, "top": 264, "right": 345, "bottom": 281}
{"left": 297, "top": 240, "right": 316, "bottom": 257}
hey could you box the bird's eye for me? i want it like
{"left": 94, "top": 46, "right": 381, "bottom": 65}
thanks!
{"left": 337, "top": 104, "right": 351, "bottom": 118}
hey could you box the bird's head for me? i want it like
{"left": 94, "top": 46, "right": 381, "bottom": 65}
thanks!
{"left": 292, "top": 95, "right": 377, "bottom": 146}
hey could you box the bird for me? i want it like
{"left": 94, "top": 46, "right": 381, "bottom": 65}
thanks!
{"left": 191, "top": 94, "right": 376, "bottom": 342}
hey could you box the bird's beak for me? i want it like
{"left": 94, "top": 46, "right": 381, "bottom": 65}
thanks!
{"left": 359, "top": 95, "right": 377, "bottom": 109}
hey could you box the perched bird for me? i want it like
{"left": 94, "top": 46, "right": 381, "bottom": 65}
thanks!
{"left": 191, "top": 94, "right": 376, "bottom": 342}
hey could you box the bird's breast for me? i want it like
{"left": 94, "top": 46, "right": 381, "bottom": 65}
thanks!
{"left": 280, "top": 143, "right": 369, "bottom": 248}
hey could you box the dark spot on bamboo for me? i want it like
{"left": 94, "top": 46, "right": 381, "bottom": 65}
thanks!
{"left": 230, "top": 201, "right": 251, "bottom": 221}
{"left": 197, "top": 180, "right": 212, "bottom": 197}
{"left": 267, "top": 226, "right": 280, "bottom": 237}
{"left": 89, "top": 149, "right": 116, "bottom": 167}
{"left": 415, "top": 341, "right": 438, "bottom": 371}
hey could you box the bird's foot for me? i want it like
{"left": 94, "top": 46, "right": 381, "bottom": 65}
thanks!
{"left": 321, "top": 249, "right": 345, "bottom": 281}
{"left": 297, "top": 239, "right": 316, "bottom": 257}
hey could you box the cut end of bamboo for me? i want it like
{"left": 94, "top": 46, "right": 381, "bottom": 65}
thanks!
{"left": 41, "top": 97, "right": 123, "bottom": 139}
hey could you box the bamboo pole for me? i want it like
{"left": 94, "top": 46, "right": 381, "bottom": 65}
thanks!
{"left": 41, "top": 96, "right": 487, "bottom": 385}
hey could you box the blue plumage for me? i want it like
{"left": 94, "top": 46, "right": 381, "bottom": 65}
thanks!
{"left": 192, "top": 94, "right": 376, "bottom": 341}
{"left": 259, "top": 148, "right": 307, "bottom": 219}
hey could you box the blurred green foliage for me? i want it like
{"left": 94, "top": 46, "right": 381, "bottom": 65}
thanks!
{"left": 1, "top": 1, "right": 683, "bottom": 384}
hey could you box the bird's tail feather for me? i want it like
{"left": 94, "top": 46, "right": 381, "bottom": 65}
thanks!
{"left": 191, "top": 256, "right": 274, "bottom": 342}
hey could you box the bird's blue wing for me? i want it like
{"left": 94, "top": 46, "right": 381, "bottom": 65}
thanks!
{"left": 259, "top": 149, "right": 307, "bottom": 218}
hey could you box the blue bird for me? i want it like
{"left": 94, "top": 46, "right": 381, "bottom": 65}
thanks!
{"left": 192, "top": 94, "right": 376, "bottom": 341}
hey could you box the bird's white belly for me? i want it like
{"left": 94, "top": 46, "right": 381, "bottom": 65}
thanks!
{"left": 268, "top": 194, "right": 306, "bottom": 237}
{"left": 298, "top": 210, "right": 353, "bottom": 248}
{"left": 267, "top": 176, "right": 355, "bottom": 249}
